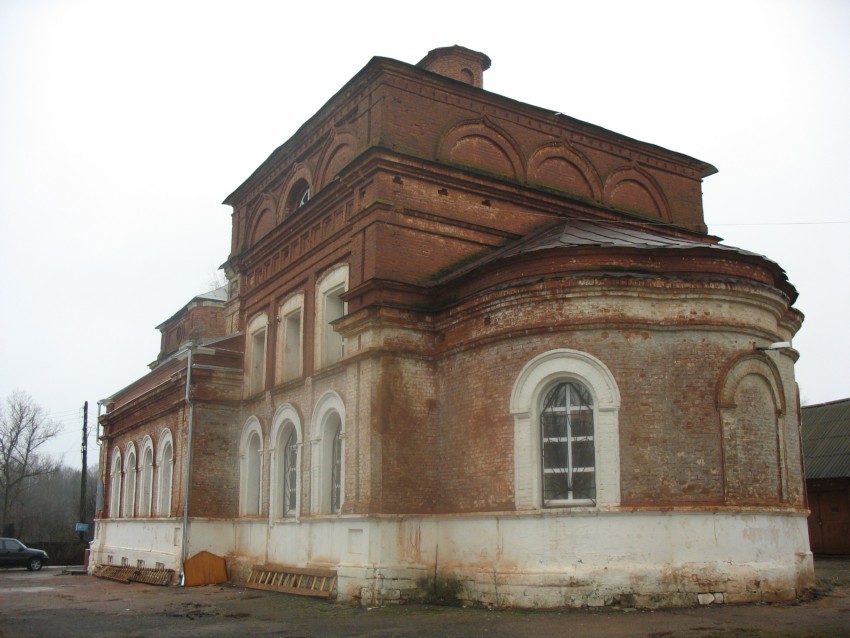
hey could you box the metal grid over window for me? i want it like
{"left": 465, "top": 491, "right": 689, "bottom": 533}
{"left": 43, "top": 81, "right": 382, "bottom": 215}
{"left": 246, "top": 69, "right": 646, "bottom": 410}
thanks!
{"left": 541, "top": 381, "right": 595, "bottom": 505}
{"left": 283, "top": 431, "right": 297, "bottom": 515}
{"left": 331, "top": 426, "right": 342, "bottom": 513}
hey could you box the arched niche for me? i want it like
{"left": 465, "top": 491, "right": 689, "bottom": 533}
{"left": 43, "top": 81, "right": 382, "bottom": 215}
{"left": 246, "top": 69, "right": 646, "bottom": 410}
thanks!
{"left": 248, "top": 194, "right": 278, "bottom": 245}
{"left": 717, "top": 353, "right": 786, "bottom": 504}
{"left": 528, "top": 142, "right": 602, "bottom": 201}
{"left": 437, "top": 118, "right": 525, "bottom": 180}
{"left": 603, "top": 166, "right": 670, "bottom": 221}
{"left": 317, "top": 131, "right": 356, "bottom": 187}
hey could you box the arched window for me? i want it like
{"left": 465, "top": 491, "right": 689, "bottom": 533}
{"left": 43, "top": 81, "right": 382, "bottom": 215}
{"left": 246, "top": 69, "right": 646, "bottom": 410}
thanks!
{"left": 511, "top": 349, "right": 621, "bottom": 509}
{"left": 271, "top": 404, "right": 302, "bottom": 519}
{"left": 311, "top": 391, "right": 345, "bottom": 514}
{"left": 540, "top": 381, "right": 595, "bottom": 505}
{"left": 157, "top": 430, "right": 174, "bottom": 517}
{"left": 285, "top": 178, "right": 311, "bottom": 215}
{"left": 315, "top": 265, "right": 348, "bottom": 368}
{"left": 139, "top": 438, "right": 154, "bottom": 517}
{"left": 240, "top": 418, "right": 263, "bottom": 516}
{"left": 110, "top": 449, "right": 122, "bottom": 518}
{"left": 124, "top": 444, "right": 137, "bottom": 518}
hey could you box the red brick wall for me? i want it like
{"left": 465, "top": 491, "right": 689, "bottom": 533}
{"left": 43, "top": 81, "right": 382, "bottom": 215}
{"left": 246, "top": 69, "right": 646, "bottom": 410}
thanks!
{"left": 101, "top": 51, "right": 804, "bottom": 527}
{"left": 189, "top": 403, "right": 241, "bottom": 517}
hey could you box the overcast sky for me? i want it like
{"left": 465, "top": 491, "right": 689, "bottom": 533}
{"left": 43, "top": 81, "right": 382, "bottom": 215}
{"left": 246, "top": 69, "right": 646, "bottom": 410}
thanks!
{"left": 1, "top": 0, "right": 848, "bottom": 465}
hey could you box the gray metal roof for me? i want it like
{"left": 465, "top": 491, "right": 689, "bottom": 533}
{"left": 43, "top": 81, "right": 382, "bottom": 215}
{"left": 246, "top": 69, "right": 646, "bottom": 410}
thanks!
{"left": 500, "top": 219, "right": 764, "bottom": 256}
{"left": 802, "top": 398, "right": 850, "bottom": 479}
{"left": 440, "top": 219, "right": 797, "bottom": 302}
{"left": 195, "top": 285, "right": 228, "bottom": 302}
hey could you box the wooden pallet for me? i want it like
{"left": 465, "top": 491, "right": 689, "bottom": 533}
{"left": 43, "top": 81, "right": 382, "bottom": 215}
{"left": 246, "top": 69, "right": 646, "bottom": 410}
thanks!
{"left": 94, "top": 564, "right": 175, "bottom": 586}
{"left": 133, "top": 567, "right": 175, "bottom": 586}
{"left": 94, "top": 565, "right": 135, "bottom": 583}
{"left": 245, "top": 564, "right": 337, "bottom": 599}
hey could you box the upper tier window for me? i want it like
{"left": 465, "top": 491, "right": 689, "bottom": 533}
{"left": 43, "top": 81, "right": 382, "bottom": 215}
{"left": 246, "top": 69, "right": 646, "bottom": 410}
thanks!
{"left": 285, "top": 179, "right": 311, "bottom": 216}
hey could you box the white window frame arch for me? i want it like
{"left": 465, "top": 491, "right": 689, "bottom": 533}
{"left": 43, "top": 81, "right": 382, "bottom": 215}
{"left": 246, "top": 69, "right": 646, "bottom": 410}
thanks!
{"left": 315, "top": 265, "right": 349, "bottom": 368}
{"left": 246, "top": 312, "right": 269, "bottom": 396}
{"left": 139, "top": 436, "right": 155, "bottom": 517}
{"left": 310, "top": 390, "right": 346, "bottom": 514}
{"left": 270, "top": 403, "right": 303, "bottom": 520}
{"left": 123, "top": 442, "right": 138, "bottom": 518}
{"left": 239, "top": 417, "right": 264, "bottom": 516}
{"left": 109, "top": 448, "right": 122, "bottom": 518}
{"left": 156, "top": 429, "right": 174, "bottom": 517}
{"left": 510, "top": 349, "right": 621, "bottom": 509}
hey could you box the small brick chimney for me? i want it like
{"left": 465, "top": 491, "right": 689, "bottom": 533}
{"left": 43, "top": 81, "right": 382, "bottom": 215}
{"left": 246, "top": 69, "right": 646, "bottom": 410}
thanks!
{"left": 416, "top": 45, "right": 491, "bottom": 88}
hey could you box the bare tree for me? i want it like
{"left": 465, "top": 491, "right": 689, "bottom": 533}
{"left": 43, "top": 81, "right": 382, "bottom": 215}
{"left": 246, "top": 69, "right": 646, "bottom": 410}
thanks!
{"left": 20, "top": 465, "right": 98, "bottom": 542}
{"left": 0, "top": 390, "right": 60, "bottom": 535}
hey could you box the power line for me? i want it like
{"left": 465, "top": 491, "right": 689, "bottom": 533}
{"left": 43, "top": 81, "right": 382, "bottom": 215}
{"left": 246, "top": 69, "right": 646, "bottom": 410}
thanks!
{"left": 711, "top": 221, "right": 850, "bottom": 227}
{"left": 46, "top": 407, "right": 84, "bottom": 419}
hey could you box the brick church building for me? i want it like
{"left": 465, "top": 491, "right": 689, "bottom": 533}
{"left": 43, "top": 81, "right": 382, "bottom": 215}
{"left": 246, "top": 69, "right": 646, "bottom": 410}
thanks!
{"left": 94, "top": 46, "right": 813, "bottom": 607}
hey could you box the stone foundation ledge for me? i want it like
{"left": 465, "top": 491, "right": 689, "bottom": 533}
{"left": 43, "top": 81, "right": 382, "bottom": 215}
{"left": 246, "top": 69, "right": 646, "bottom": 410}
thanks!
{"left": 339, "top": 563, "right": 810, "bottom": 610}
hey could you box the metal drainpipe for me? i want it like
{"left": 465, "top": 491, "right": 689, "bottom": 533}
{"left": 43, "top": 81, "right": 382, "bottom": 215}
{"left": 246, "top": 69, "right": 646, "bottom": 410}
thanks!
{"left": 95, "top": 402, "right": 104, "bottom": 512}
{"left": 89, "top": 401, "right": 105, "bottom": 573}
{"left": 180, "top": 344, "right": 195, "bottom": 584}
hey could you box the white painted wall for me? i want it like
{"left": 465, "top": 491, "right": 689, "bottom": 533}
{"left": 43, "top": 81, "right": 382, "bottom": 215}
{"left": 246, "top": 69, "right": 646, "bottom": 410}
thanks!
{"left": 91, "top": 509, "right": 813, "bottom": 608}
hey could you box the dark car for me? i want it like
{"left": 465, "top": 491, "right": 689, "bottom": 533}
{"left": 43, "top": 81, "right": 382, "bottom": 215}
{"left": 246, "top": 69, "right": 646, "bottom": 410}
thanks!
{"left": 0, "top": 538, "right": 49, "bottom": 571}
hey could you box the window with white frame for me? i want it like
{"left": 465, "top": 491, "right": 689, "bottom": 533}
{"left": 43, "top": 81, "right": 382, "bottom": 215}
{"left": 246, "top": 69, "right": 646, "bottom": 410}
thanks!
{"left": 124, "top": 445, "right": 137, "bottom": 518}
{"left": 311, "top": 391, "right": 345, "bottom": 514}
{"left": 240, "top": 418, "right": 263, "bottom": 516}
{"left": 510, "top": 349, "right": 621, "bottom": 510}
{"left": 246, "top": 313, "right": 269, "bottom": 395}
{"left": 277, "top": 294, "right": 304, "bottom": 383}
{"left": 540, "top": 381, "right": 595, "bottom": 505}
{"left": 157, "top": 432, "right": 173, "bottom": 517}
{"left": 271, "top": 404, "right": 302, "bottom": 519}
{"left": 110, "top": 449, "right": 122, "bottom": 517}
{"left": 139, "top": 438, "right": 154, "bottom": 517}
{"left": 315, "top": 265, "right": 348, "bottom": 368}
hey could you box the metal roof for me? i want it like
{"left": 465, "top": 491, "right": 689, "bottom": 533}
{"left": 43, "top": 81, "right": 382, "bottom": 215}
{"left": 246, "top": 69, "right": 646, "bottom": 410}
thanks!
{"left": 802, "top": 398, "right": 850, "bottom": 479}
{"left": 155, "top": 285, "right": 228, "bottom": 330}
{"left": 195, "top": 285, "right": 228, "bottom": 302}
{"left": 500, "top": 219, "right": 764, "bottom": 256}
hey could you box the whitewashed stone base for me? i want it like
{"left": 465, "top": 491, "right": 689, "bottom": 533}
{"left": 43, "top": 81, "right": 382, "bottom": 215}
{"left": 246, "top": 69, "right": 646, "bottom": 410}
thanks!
{"left": 91, "top": 509, "right": 814, "bottom": 609}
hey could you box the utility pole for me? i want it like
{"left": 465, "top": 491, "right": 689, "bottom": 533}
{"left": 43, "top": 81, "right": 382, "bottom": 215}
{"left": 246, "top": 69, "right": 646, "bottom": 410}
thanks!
{"left": 79, "top": 401, "right": 88, "bottom": 544}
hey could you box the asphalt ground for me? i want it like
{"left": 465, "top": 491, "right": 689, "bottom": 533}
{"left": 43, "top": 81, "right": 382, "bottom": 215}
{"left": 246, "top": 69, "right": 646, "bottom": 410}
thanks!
{"left": 0, "top": 557, "right": 848, "bottom": 637}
